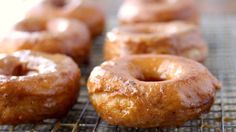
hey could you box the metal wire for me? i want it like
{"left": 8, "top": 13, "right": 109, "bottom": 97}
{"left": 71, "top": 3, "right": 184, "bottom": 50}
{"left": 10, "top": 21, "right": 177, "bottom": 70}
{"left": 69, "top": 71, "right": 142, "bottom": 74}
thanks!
{"left": 0, "top": 0, "right": 236, "bottom": 132}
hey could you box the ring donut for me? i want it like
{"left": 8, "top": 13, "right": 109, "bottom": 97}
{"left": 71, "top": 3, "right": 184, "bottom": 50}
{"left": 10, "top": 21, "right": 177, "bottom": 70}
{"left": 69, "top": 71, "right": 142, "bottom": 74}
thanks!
{"left": 87, "top": 54, "right": 221, "bottom": 128}
{"left": 0, "top": 17, "right": 91, "bottom": 64}
{"left": 118, "top": 0, "right": 199, "bottom": 24}
{"left": 26, "top": 0, "right": 105, "bottom": 37}
{"left": 104, "top": 21, "right": 208, "bottom": 62}
{"left": 0, "top": 50, "right": 80, "bottom": 125}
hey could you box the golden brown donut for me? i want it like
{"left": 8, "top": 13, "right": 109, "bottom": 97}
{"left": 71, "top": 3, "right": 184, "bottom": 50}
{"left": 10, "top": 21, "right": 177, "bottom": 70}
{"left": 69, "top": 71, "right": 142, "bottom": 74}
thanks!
{"left": 0, "top": 50, "right": 80, "bottom": 125}
{"left": 26, "top": 0, "right": 105, "bottom": 37}
{"left": 118, "top": 0, "right": 199, "bottom": 24}
{"left": 104, "top": 21, "right": 208, "bottom": 62}
{"left": 87, "top": 54, "right": 221, "bottom": 128}
{"left": 0, "top": 17, "right": 91, "bottom": 64}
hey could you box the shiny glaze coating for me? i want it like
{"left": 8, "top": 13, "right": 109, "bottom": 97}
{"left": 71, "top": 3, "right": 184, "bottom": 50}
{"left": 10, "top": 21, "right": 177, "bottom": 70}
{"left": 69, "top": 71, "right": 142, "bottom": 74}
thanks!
{"left": 0, "top": 50, "right": 80, "bottom": 125}
{"left": 104, "top": 21, "right": 208, "bottom": 62}
{"left": 0, "top": 17, "right": 91, "bottom": 64}
{"left": 87, "top": 55, "right": 221, "bottom": 128}
{"left": 26, "top": 0, "right": 105, "bottom": 37}
{"left": 118, "top": 0, "right": 199, "bottom": 24}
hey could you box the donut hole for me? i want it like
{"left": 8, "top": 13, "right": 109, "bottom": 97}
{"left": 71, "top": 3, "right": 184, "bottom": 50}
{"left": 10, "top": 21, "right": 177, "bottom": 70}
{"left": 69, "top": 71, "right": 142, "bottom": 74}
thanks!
{"left": 1, "top": 64, "right": 38, "bottom": 76}
{"left": 157, "top": 0, "right": 178, "bottom": 3}
{"left": 16, "top": 24, "right": 46, "bottom": 33}
{"left": 0, "top": 56, "right": 37, "bottom": 76}
{"left": 48, "top": 0, "right": 68, "bottom": 8}
{"left": 156, "top": 48, "right": 171, "bottom": 54}
{"left": 124, "top": 27, "right": 157, "bottom": 34}
{"left": 130, "top": 58, "right": 182, "bottom": 82}
{"left": 138, "top": 0, "right": 178, "bottom": 4}
{"left": 123, "top": 25, "right": 180, "bottom": 35}
{"left": 18, "top": 26, "right": 46, "bottom": 33}
{"left": 0, "top": 63, "right": 27, "bottom": 76}
{"left": 132, "top": 65, "right": 169, "bottom": 82}
{"left": 15, "top": 19, "right": 47, "bottom": 33}
{"left": 10, "top": 64, "right": 29, "bottom": 76}
{"left": 136, "top": 74, "right": 167, "bottom": 82}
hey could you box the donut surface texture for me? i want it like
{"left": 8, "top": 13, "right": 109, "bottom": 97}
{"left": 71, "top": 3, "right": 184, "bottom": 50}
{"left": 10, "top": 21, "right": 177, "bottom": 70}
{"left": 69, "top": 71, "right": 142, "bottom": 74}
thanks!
{"left": 104, "top": 21, "right": 208, "bottom": 62}
{"left": 26, "top": 0, "right": 105, "bottom": 37}
{"left": 0, "top": 18, "right": 91, "bottom": 64}
{"left": 87, "top": 55, "right": 221, "bottom": 128}
{"left": 0, "top": 50, "right": 80, "bottom": 125}
{"left": 118, "top": 0, "right": 199, "bottom": 24}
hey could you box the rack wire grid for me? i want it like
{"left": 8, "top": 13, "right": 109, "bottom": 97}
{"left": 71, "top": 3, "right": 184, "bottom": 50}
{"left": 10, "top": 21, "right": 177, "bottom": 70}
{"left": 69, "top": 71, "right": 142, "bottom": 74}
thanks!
{"left": 1, "top": 0, "right": 236, "bottom": 132}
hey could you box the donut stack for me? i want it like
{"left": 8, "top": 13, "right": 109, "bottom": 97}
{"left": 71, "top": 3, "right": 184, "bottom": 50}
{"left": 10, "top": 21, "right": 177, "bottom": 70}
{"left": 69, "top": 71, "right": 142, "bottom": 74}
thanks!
{"left": 87, "top": 0, "right": 221, "bottom": 128}
{"left": 0, "top": 0, "right": 105, "bottom": 125}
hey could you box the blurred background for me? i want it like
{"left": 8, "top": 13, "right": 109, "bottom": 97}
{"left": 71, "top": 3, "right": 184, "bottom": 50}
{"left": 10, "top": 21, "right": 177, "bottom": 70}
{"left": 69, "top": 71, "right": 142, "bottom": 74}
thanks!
{"left": 0, "top": 0, "right": 236, "bottom": 31}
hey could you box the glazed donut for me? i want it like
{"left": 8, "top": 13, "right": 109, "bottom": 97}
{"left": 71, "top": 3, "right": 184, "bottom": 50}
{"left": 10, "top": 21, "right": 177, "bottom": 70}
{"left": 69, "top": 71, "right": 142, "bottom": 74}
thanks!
{"left": 104, "top": 21, "right": 208, "bottom": 62}
{"left": 26, "top": 0, "right": 105, "bottom": 37}
{"left": 87, "top": 55, "right": 221, "bottom": 128}
{"left": 118, "top": 0, "right": 199, "bottom": 24}
{"left": 0, "top": 17, "right": 91, "bottom": 64}
{"left": 0, "top": 50, "right": 80, "bottom": 125}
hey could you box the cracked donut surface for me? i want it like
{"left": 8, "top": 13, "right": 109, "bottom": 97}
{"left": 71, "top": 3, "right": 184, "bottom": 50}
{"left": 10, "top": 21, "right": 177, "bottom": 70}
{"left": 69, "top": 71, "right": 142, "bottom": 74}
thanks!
{"left": 105, "top": 21, "right": 208, "bottom": 62}
{"left": 87, "top": 55, "right": 221, "bottom": 128}
{"left": 0, "top": 50, "right": 80, "bottom": 125}
{"left": 0, "top": 17, "right": 91, "bottom": 64}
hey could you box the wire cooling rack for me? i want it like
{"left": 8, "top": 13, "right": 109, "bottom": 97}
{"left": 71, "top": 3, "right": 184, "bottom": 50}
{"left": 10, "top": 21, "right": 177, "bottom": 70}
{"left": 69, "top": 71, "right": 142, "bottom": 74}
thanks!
{"left": 1, "top": 0, "right": 236, "bottom": 132}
